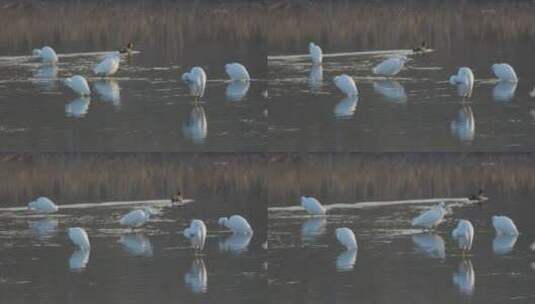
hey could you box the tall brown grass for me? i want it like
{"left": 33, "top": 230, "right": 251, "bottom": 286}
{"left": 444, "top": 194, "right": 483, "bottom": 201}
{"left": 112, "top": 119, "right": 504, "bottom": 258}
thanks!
{"left": 1, "top": 153, "right": 535, "bottom": 205}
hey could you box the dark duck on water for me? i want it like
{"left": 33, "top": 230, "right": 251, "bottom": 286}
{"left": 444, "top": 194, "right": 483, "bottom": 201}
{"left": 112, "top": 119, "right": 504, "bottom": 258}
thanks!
{"left": 171, "top": 191, "right": 183, "bottom": 204}
{"left": 468, "top": 189, "right": 488, "bottom": 203}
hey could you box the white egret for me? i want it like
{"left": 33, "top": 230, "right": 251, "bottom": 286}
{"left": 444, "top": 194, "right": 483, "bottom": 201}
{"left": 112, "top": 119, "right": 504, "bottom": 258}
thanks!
{"left": 182, "top": 106, "right": 207, "bottom": 144}
{"left": 334, "top": 74, "right": 358, "bottom": 96}
{"left": 491, "top": 63, "right": 518, "bottom": 83}
{"left": 69, "top": 248, "right": 90, "bottom": 271}
{"left": 492, "top": 215, "right": 519, "bottom": 236}
{"left": 300, "top": 196, "right": 326, "bottom": 215}
{"left": 451, "top": 219, "right": 475, "bottom": 253}
{"left": 309, "top": 42, "right": 322, "bottom": 65}
{"left": 411, "top": 202, "right": 447, "bottom": 230}
{"left": 183, "top": 219, "right": 207, "bottom": 252}
{"left": 184, "top": 258, "right": 208, "bottom": 294}
{"left": 452, "top": 259, "right": 475, "bottom": 296}
{"left": 119, "top": 208, "right": 153, "bottom": 229}
{"left": 372, "top": 56, "right": 407, "bottom": 76}
{"left": 218, "top": 215, "right": 253, "bottom": 235}
{"left": 225, "top": 63, "right": 250, "bottom": 81}
{"left": 335, "top": 227, "right": 358, "bottom": 250}
{"left": 64, "top": 75, "right": 91, "bottom": 96}
{"left": 119, "top": 233, "right": 154, "bottom": 257}
{"left": 32, "top": 46, "right": 58, "bottom": 64}
{"left": 93, "top": 53, "right": 120, "bottom": 76}
{"left": 182, "top": 67, "right": 207, "bottom": 97}
{"left": 68, "top": 227, "right": 91, "bottom": 250}
{"left": 27, "top": 197, "right": 58, "bottom": 214}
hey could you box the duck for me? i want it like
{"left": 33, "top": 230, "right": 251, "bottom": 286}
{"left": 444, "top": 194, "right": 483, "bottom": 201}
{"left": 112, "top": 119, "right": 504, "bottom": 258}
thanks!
{"left": 118, "top": 42, "right": 134, "bottom": 55}
{"left": 412, "top": 41, "right": 429, "bottom": 53}
{"left": 171, "top": 191, "right": 183, "bottom": 204}
{"left": 468, "top": 189, "right": 488, "bottom": 203}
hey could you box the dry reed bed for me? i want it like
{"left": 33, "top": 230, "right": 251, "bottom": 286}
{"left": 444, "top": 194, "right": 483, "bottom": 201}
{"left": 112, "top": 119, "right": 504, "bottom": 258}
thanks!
{"left": 1, "top": 153, "right": 534, "bottom": 205}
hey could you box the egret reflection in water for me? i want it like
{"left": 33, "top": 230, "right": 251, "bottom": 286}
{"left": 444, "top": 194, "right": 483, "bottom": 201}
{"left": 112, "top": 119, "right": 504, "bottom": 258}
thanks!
{"left": 65, "top": 97, "right": 90, "bottom": 118}
{"left": 33, "top": 65, "right": 58, "bottom": 91}
{"left": 184, "top": 258, "right": 208, "bottom": 294}
{"left": 411, "top": 232, "right": 446, "bottom": 259}
{"left": 336, "top": 249, "right": 357, "bottom": 272}
{"left": 69, "top": 248, "right": 90, "bottom": 271}
{"left": 94, "top": 80, "right": 121, "bottom": 107}
{"left": 301, "top": 217, "right": 327, "bottom": 242}
{"left": 308, "top": 65, "right": 323, "bottom": 93}
{"left": 218, "top": 233, "right": 252, "bottom": 255}
{"left": 452, "top": 259, "right": 475, "bottom": 296}
{"left": 118, "top": 233, "right": 154, "bottom": 257}
{"left": 225, "top": 80, "right": 250, "bottom": 101}
{"left": 333, "top": 95, "right": 358, "bottom": 119}
{"left": 28, "top": 218, "right": 58, "bottom": 240}
{"left": 492, "top": 81, "right": 517, "bottom": 103}
{"left": 373, "top": 80, "right": 407, "bottom": 103}
{"left": 450, "top": 106, "right": 475, "bottom": 143}
{"left": 182, "top": 105, "right": 207, "bottom": 144}
{"left": 493, "top": 234, "right": 518, "bottom": 255}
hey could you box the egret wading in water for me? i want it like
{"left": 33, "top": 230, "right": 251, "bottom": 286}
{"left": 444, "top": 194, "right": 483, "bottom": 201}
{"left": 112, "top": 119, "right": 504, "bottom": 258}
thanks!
{"left": 224, "top": 63, "right": 250, "bottom": 81}
{"left": 32, "top": 46, "right": 58, "bottom": 64}
{"left": 93, "top": 53, "right": 120, "bottom": 76}
{"left": 218, "top": 215, "right": 253, "bottom": 235}
{"left": 372, "top": 56, "right": 407, "bottom": 76}
{"left": 27, "top": 197, "right": 58, "bottom": 214}
{"left": 451, "top": 219, "right": 475, "bottom": 255}
{"left": 335, "top": 227, "right": 358, "bottom": 251}
{"left": 64, "top": 75, "right": 91, "bottom": 96}
{"left": 183, "top": 219, "right": 207, "bottom": 253}
{"left": 492, "top": 215, "right": 519, "bottom": 236}
{"left": 182, "top": 66, "right": 207, "bottom": 99}
{"left": 309, "top": 42, "right": 322, "bottom": 65}
{"left": 119, "top": 208, "right": 154, "bottom": 230}
{"left": 411, "top": 202, "right": 447, "bottom": 230}
{"left": 491, "top": 63, "right": 518, "bottom": 83}
{"left": 334, "top": 74, "right": 358, "bottom": 96}
{"left": 68, "top": 227, "right": 91, "bottom": 250}
{"left": 449, "top": 67, "right": 475, "bottom": 98}
{"left": 300, "top": 196, "right": 326, "bottom": 215}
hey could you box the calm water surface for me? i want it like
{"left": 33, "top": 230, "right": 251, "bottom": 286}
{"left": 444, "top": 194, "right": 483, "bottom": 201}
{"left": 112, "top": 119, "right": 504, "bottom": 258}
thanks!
{"left": 267, "top": 3, "right": 535, "bottom": 152}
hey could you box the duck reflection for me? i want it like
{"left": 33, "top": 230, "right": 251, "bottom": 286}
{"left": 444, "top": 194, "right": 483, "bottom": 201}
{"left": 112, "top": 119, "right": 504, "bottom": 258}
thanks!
{"left": 28, "top": 218, "right": 58, "bottom": 240}
{"left": 94, "top": 80, "right": 121, "bottom": 107}
{"left": 301, "top": 217, "right": 326, "bottom": 242}
{"left": 493, "top": 82, "right": 517, "bottom": 103}
{"left": 336, "top": 249, "right": 357, "bottom": 272}
{"left": 308, "top": 65, "right": 323, "bottom": 93}
{"left": 450, "top": 106, "right": 475, "bottom": 143}
{"left": 225, "top": 80, "right": 250, "bottom": 101}
{"left": 373, "top": 80, "right": 407, "bottom": 103}
{"left": 412, "top": 232, "right": 446, "bottom": 259}
{"left": 218, "top": 233, "right": 252, "bottom": 255}
{"left": 452, "top": 259, "right": 475, "bottom": 296}
{"left": 333, "top": 95, "right": 359, "bottom": 119}
{"left": 69, "top": 248, "right": 90, "bottom": 271}
{"left": 493, "top": 234, "right": 518, "bottom": 255}
{"left": 184, "top": 258, "right": 208, "bottom": 294}
{"left": 118, "top": 233, "right": 154, "bottom": 257}
{"left": 182, "top": 105, "right": 207, "bottom": 144}
{"left": 65, "top": 97, "right": 90, "bottom": 118}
